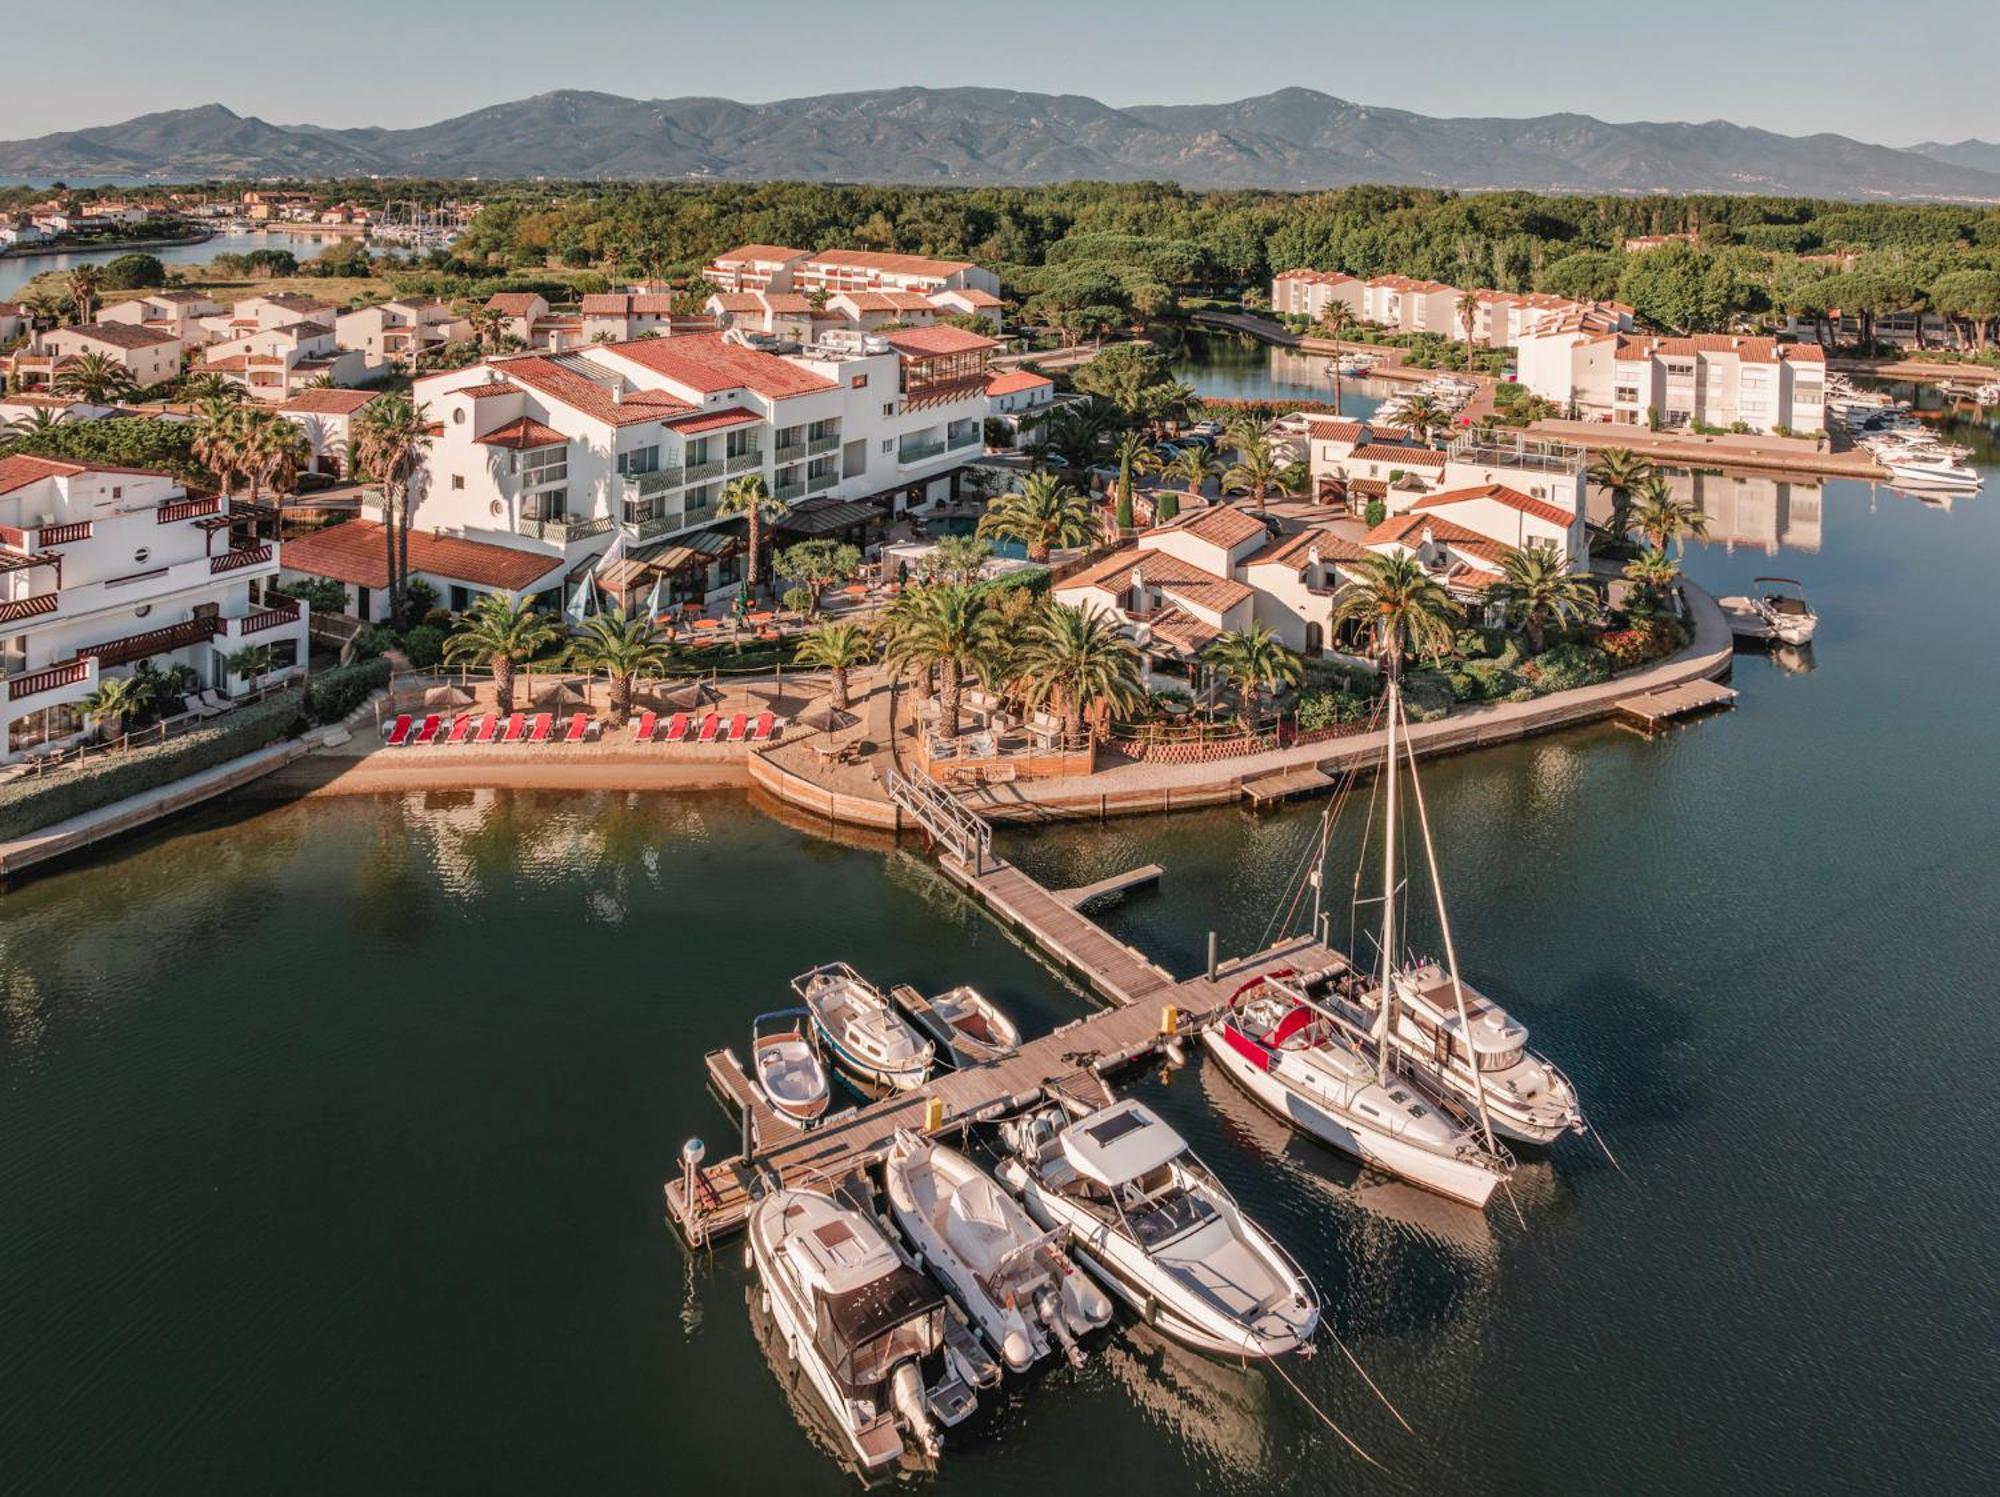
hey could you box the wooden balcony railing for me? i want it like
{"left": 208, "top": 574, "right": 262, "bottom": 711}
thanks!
{"left": 158, "top": 495, "right": 223, "bottom": 525}
{"left": 0, "top": 593, "right": 59, "bottom": 626}
{"left": 6, "top": 657, "right": 91, "bottom": 702}
{"left": 37, "top": 520, "right": 94, "bottom": 546}
{"left": 79, "top": 616, "right": 225, "bottom": 669}
{"left": 210, "top": 545, "right": 273, "bottom": 575}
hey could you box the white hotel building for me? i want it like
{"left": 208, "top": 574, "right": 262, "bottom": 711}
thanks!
{"left": 1, "top": 455, "right": 307, "bottom": 761}
{"left": 281, "top": 327, "right": 995, "bottom": 618}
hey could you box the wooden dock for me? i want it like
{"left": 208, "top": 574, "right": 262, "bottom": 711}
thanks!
{"left": 1619, "top": 680, "right": 1738, "bottom": 728}
{"left": 663, "top": 812, "right": 1350, "bottom": 1245}
{"left": 1243, "top": 764, "right": 1335, "bottom": 807}
{"left": 1054, "top": 863, "right": 1163, "bottom": 908}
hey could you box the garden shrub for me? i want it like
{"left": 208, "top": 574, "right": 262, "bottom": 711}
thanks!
{"left": 305, "top": 658, "right": 391, "bottom": 724}
{"left": 1401, "top": 671, "right": 1455, "bottom": 722}
{"left": 0, "top": 690, "right": 302, "bottom": 841}
{"left": 1525, "top": 642, "right": 1611, "bottom": 693}
{"left": 1294, "top": 689, "right": 1373, "bottom": 731}
{"left": 399, "top": 624, "right": 446, "bottom": 668}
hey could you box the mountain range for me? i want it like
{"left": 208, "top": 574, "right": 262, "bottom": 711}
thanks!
{"left": 3, "top": 88, "right": 1998, "bottom": 200}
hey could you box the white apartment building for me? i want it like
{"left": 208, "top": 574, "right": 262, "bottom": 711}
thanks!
{"left": 334, "top": 298, "right": 471, "bottom": 370}
{"left": 98, "top": 291, "right": 225, "bottom": 343}
{"left": 0, "top": 455, "right": 307, "bottom": 761}
{"left": 277, "top": 388, "right": 381, "bottom": 477}
{"left": 701, "top": 245, "right": 812, "bottom": 293}
{"left": 702, "top": 244, "right": 1000, "bottom": 300}
{"left": 287, "top": 327, "right": 994, "bottom": 617}
{"left": 1272, "top": 268, "right": 1632, "bottom": 350}
{"left": 199, "top": 292, "right": 339, "bottom": 343}
{"left": 35, "top": 322, "right": 184, "bottom": 389}
{"left": 197, "top": 319, "right": 368, "bottom": 402}
{"left": 1270, "top": 269, "right": 1364, "bottom": 321}
{"left": 1515, "top": 330, "right": 1826, "bottom": 434}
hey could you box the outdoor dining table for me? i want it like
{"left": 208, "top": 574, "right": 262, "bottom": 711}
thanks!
{"left": 746, "top": 610, "right": 776, "bottom": 624}
{"left": 693, "top": 618, "right": 724, "bottom": 632}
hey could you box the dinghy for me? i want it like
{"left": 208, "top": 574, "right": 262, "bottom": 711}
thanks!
{"left": 884, "top": 1130, "right": 1110, "bottom": 1372}
{"left": 916, "top": 986, "right": 1021, "bottom": 1068}
{"left": 750, "top": 1009, "right": 830, "bottom": 1126}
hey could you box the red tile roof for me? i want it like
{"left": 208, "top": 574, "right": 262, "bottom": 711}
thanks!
{"left": 1301, "top": 417, "right": 1368, "bottom": 442}
{"left": 280, "top": 519, "right": 563, "bottom": 592}
{"left": 881, "top": 326, "right": 997, "bottom": 359}
{"left": 0, "top": 454, "right": 165, "bottom": 495}
{"left": 805, "top": 249, "right": 975, "bottom": 278}
{"left": 662, "top": 405, "right": 761, "bottom": 435}
{"left": 984, "top": 369, "right": 1053, "bottom": 397}
{"left": 1351, "top": 444, "right": 1445, "bottom": 465}
{"left": 476, "top": 417, "right": 569, "bottom": 450}
{"left": 1157, "top": 504, "right": 1268, "bottom": 550}
{"left": 710, "top": 243, "right": 808, "bottom": 265}
{"left": 1247, "top": 527, "right": 1369, "bottom": 572}
{"left": 484, "top": 293, "right": 544, "bottom": 316}
{"left": 56, "top": 321, "right": 180, "bottom": 350}
{"left": 1410, "top": 483, "right": 1574, "bottom": 529}
{"left": 278, "top": 389, "right": 378, "bottom": 416}
{"left": 603, "top": 332, "right": 837, "bottom": 400}
{"left": 940, "top": 288, "right": 1003, "bottom": 307}
{"left": 1056, "top": 542, "right": 1254, "bottom": 613}
{"left": 493, "top": 356, "right": 693, "bottom": 427}
{"left": 1363, "top": 513, "right": 1490, "bottom": 549}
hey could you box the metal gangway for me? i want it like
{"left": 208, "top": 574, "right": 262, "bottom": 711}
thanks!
{"left": 884, "top": 767, "right": 993, "bottom": 873}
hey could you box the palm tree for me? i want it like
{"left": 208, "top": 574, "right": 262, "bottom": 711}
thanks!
{"left": 442, "top": 592, "right": 560, "bottom": 716}
{"left": 52, "top": 350, "right": 137, "bottom": 404}
{"left": 1108, "top": 429, "right": 1160, "bottom": 531}
{"left": 352, "top": 395, "right": 434, "bottom": 626}
{"left": 928, "top": 534, "right": 990, "bottom": 585}
{"left": 179, "top": 371, "right": 243, "bottom": 405}
{"left": 568, "top": 608, "right": 670, "bottom": 727}
{"left": 1204, "top": 622, "right": 1304, "bottom": 723}
{"left": 66, "top": 265, "right": 102, "bottom": 325}
{"left": 1588, "top": 448, "right": 1654, "bottom": 542}
{"left": 21, "top": 287, "right": 64, "bottom": 331}
{"left": 1220, "top": 410, "right": 1268, "bottom": 457}
{"left": 978, "top": 472, "right": 1094, "bottom": 563}
{"left": 794, "top": 621, "right": 873, "bottom": 712}
{"left": 4, "top": 407, "right": 66, "bottom": 439}
{"left": 1140, "top": 379, "right": 1200, "bottom": 439}
{"left": 1489, "top": 545, "right": 1598, "bottom": 652}
{"left": 1398, "top": 394, "right": 1451, "bottom": 449}
{"left": 189, "top": 398, "right": 248, "bottom": 498}
{"left": 716, "top": 473, "right": 788, "bottom": 592}
{"left": 879, "top": 584, "right": 999, "bottom": 737}
{"left": 1010, "top": 599, "right": 1143, "bottom": 742}
{"left": 1457, "top": 291, "right": 1480, "bottom": 358}
{"left": 1316, "top": 302, "right": 1358, "bottom": 414}
{"left": 1163, "top": 443, "right": 1217, "bottom": 500}
{"left": 81, "top": 674, "right": 145, "bottom": 739}
{"left": 1222, "top": 439, "right": 1302, "bottom": 515}
{"left": 1043, "top": 400, "right": 1115, "bottom": 472}
{"left": 1630, "top": 475, "right": 1710, "bottom": 556}
{"left": 465, "top": 304, "right": 507, "bottom": 352}
{"left": 245, "top": 411, "right": 312, "bottom": 508}
{"left": 1331, "top": 552, "right": 1459, "bottom": 677}
{"left": 224, "top": 644, "right": 275, "bottom": 693}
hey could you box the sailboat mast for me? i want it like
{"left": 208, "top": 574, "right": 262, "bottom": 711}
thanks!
{"left": 1375, "top": 676, "right": 1400, "bottom": 1084}
{"left": 1399, "top": 687, "right": 1501, "bottom": 1156}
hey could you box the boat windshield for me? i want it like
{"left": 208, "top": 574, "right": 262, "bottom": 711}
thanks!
{"left": 1118, "top": 1169, "right": 1217, "bottom": 1248}
{"left": 848, "top": 1309, "right": 942, "bottom": 1386}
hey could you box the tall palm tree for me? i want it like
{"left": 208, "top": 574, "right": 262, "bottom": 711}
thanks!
{"left": 189, "top": 398, "right": 248, "bottom": 498}
{"left": 568, "top": 608, "right": 670, "bottom": 727}
{"left": 1457, "top": 291, "right": 1481, "bottom": 358}
{"left": 21, "top": 287, "right": 64, "bottom": 332}
{"left": 1588, "top": 448, "right": 1654, "bottom": 542}
{"left": 1163, "top": 443, "right": 1217, "bottom": 501}
{"left": 1398, "top": 394, "right": 1450, "bottom": 449}
{"left": 1623, "top": 547, "right": 1680, "bottom": 594}
{"left": 794, "top": 621, "right": 873, "bottom": 711}
{"left": 977, "top": 472, "right": 1093, "bottom": 563}
{"left": 1220, "top": 410, "right": 1268, "bottom": 457}
{"left": 1489, "top": 545, "right": 1598, "bottom": 652}
{"left": 1043, "top": 400, "right": 1115, "bottom": 473}
{"left": 4, "top": 407, "right": 67, "bottom": 439}
{"left": 245, "top": 411, "right": 312, "bottom": 508}
{"left": 51, "top": 351, "right": 137, "bottom": 404}
{"left": 1630, "top": 475, "right": 1710, "bottom": 557}
{"left": 1108, "top": 429, "right": 1160, "bottom": 531}
{"left": 879, "top": 584, "right": 999, "bottom": 738}
{"left": 178, "top": 371, "right": 243, "bottom": 406}
{"left": 1331, "top": 552, "right": 1459, "bottom": 677}
{"left": 716, "top": 473, "right": 788, "bottom": 592}
{"left": 1140, "top": 379, "right": 1200, "bottom": 439}
{"left": 1221, "top": 439, "right": 1302, "bottom": 515}
{"left": 1010, "top": 599, "right": 1143, "bottom": 742}
{"left": 1204, "top": 622, "right": 1304, "bottom": 723}
{"left": 1317, "top": 301, "right": 1357, "bottom": 415}
{"left": 66, "top": 265, "right": 102, "bottom": 325}
{"left": 352, "top": 395, "right": 434, "bottom": 625}
{"left": 442, "top": 592, "right": 560, "bottom": 716}
{"left": 465, "top": 304, "right": 507, "bottom": 352}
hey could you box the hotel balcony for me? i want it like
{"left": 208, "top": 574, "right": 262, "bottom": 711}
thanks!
{"left": 724, "top": 449, "right": 764, "bottom": 476}
{"left": 773, "top": 437, "right": 807, "bottom": 464}
{"left": 620, "top": 494, "right": 717, "bottom": 542}
{"left": 806, "top": 472, "right": 839, "bottom": 494}
{"left": 4, "top": 653, "right": 97, "bottom": 712}
{"left": 515, "top": 513, "right": 614, "bottom": 546}
{"left": 683, "top": 458, "right": 725, "bottom": 484}
{"left": 0, "top": 547, "right": 278, "bottom": 634}
{"left": 807, "top": 433, "right": 841, "bottom": 456}
{"left": 898, "top": 438, "right": 948, "bottom": 466}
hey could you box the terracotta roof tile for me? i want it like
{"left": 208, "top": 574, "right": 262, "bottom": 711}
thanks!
{"left": 881, "top": 326, "right": 997, "bottom": 358}
{"left": 278, "top": 389, "right": 379, "bottom": 416}
{"left": 476, "top": 416, "right": 569, "bottom": 450}
{"left": 1410, "top": 483, "right": 1574, "bottom": 530}
{"left": 280, "top": 519, "right": 563, "bottom": 592}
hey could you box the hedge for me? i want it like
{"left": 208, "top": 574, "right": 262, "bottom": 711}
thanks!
{"left": 0, "top": 689, "right": 303, "bottom": 842}
{"left": 306, "top": 658, "right": 392, "bottom": 725}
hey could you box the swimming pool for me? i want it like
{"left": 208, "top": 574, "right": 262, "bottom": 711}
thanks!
{"left": 928, "top": 515, "right": 1028, "bottom": 560}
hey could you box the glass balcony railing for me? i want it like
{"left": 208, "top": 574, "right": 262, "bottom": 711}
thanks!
{"left": 683, "top": 458, "right": 724, "bottom": 483}
{"left": 724, "top": 450, "right": 764, "bottom": 475}
{"left": 806, "top": 472, "right": 838, "bottom": 494}
{"left": 898, "top": 439, "right": 947, "bottom": 465}
{"left": 516, "top": 514, "right": 613, "bottom": 545}
{"left": 807, "top": 433, "right": 840, "bottom": 455}
{"left": 947, "top": 428, "right": 981, "bottom": 450}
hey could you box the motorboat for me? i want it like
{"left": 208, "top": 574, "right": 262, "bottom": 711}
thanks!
{"left": 1201, "top": 674, "right": 1521, "bottom": 1208}
{"left": 1745, "top": 576, "right": 1818, "bottom": 645}
{"left": 1326, "top": 962, "right": 1584, "bottom": 1147}
{"left": 909, "top": 985, "right": 1021, "bottom": 1068}
{"left": 1882, "top": 451, "right": 1983, "bottom": 491}
{"left": 794, "top": 962, "right": 934, "bottom": 1092}
{"left": 996, "top": 1100, "right": 1320, "bottom": 1359}
{"left": 750, "top": 1009, "right": 831, "bottom": 1126}
{"left": 749, "top": 1187, "right": 978, "bottom": 1472}
{"left": 883, "top": 1130, "right": 1111, "bottom": 1372}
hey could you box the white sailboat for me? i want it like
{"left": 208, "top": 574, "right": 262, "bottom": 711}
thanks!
{"left": 794, "top": 962, "right": 935, "bottom": 1092}
{"left": 1202, "top": 676, "right": 1519, "bottom": 1207}
{"left": 996, "top": 1100, "right": 1320, "bottom": 1359}
{"left": 883, "top": 1130, "right": 1112, "bottom": 1372}
{"left": 749, "top": 1187, "right": 977, "bottom": 1471}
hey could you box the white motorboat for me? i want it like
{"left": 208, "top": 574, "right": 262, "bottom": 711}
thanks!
{"left": 1883, "top": 452, "right": 1983, "bottom": 491}
{"left": 1745, "top": 576, "right": 1818, "bottom": 645}
{"left": 1201, "top": 675, "right": 1520, "bottom": 1207}
{"left": 749, "top": 1187, "right": 977, "bottom": 1472}
{"left": 751, "top": 1009, "right": 831, "bottom": 1126}
{"left": 794, "top": 962, "right": 934, "bottom": 1092}
{"left": 997, "top": 1100, "right": 1320, "bottom": 1359}
{"left": 884, "top": 1130, "right": 1111, "bottom": 1372}
{"left": 1326, "top": 963, "right": 1584, "bottom": 1147}
{"left": 912, "top": 986, "right": 1021, "bottom": 1068}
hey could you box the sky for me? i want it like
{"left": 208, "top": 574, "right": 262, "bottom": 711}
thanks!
{"left": 0, "top": 0, "right": 1993, "bottom": 147}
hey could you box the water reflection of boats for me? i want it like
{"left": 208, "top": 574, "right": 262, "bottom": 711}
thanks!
{"left": 1095, "top": 1321, "right": 1277, "bottom": 1482}
{"left": 1769, "top": 643, "right": 1816, "bottom": 676}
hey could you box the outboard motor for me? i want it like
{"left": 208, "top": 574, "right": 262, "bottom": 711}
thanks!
{"left": 890, "top": 1361, "right": 939, "bottom": 1458}
{"left": 1036, "top": 1285, "right": 1087, "bottom": 1368}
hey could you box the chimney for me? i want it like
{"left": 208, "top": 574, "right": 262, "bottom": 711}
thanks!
{"left": 1129, "top": 566, "right": 1144, "bottom": 608}
{"left": 610, "top": 385, "right": 623, "bottom": 406}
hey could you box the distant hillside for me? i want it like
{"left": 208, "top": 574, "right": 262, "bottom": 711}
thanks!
{"left": 3, "top": 88, "right": 1999, "bottom": 200}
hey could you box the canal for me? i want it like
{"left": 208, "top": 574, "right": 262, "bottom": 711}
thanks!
{"left": 0, "top": 229, "right": 348, "bottom": 300}
{"left": 0, "top": 347, "right": 1994, "bottom": 1493}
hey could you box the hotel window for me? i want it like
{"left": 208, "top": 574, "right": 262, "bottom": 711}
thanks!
{"left": 616, "top": 445, "right": 659, "bottom": 476}
{"left": 850, "top": 373, "right": 868, "bottom": 389}
{"left": 450, "top": 475, "right": 463, "bottom": 490}
{"left": 725, "top": 427, "right": 758, "bottom": 460}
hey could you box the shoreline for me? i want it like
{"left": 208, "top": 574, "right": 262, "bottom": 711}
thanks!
{"left": 0, "top": 226, "right": 216, "bottom": 262}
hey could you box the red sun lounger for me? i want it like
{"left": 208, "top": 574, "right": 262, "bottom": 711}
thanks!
{"left": 631, "top": 710, "right": 657, "bottom": 742}
{"left": 696, "top": 713, "right": 721, "bottom": 743}
{"left": 663, "top": 712, "right": 690, "bottom": 743}
{"left": 384, "top": 713, "right": 414, "bottom": 746}
{"left": 473, "top": 713, "right": 501, "bottom": 744}
{"left": 412, "top": 713, "right": 444, "bottom": 746}
{"left": 527, "top": 713, "right": 554, "bottom": 744}
{"left": 749, "top": 711, "right": 775, "bottom": 741}
{"left": 446, "top": 713, "right": 475, "bottom": 745}
{"left": 563, "top": 713, "right": 591, "bottom": 743}
{"left": 501, "top": 712, "right": 527, "bottom": 743}
{"left": 726, "top": 713, "right": 751, "bottom": 742}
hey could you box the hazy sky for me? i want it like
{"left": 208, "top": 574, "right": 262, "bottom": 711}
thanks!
{"left": 1, "top": 0, "right": 1993, "bottom": 146}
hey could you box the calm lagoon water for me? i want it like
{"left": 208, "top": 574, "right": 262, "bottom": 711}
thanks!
{"left": 0, "top": 229, "right": 345, "bottom": 299}
{"left": 2, "top": 365, "right": 1996, "bottom": 1493}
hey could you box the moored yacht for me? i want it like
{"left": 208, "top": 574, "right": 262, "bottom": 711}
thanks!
{"left": 996, "top": 1100, "right": 1320, "bottom": 1359}
{"left": 884, "top": 1130, "right": 1111, "bottom": 1372}
{"left": 794, "top": 962, "right": 935, "bottom": 1092}
{"left": 749, "top": 1187, "right": 976, "bottom": 1472}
